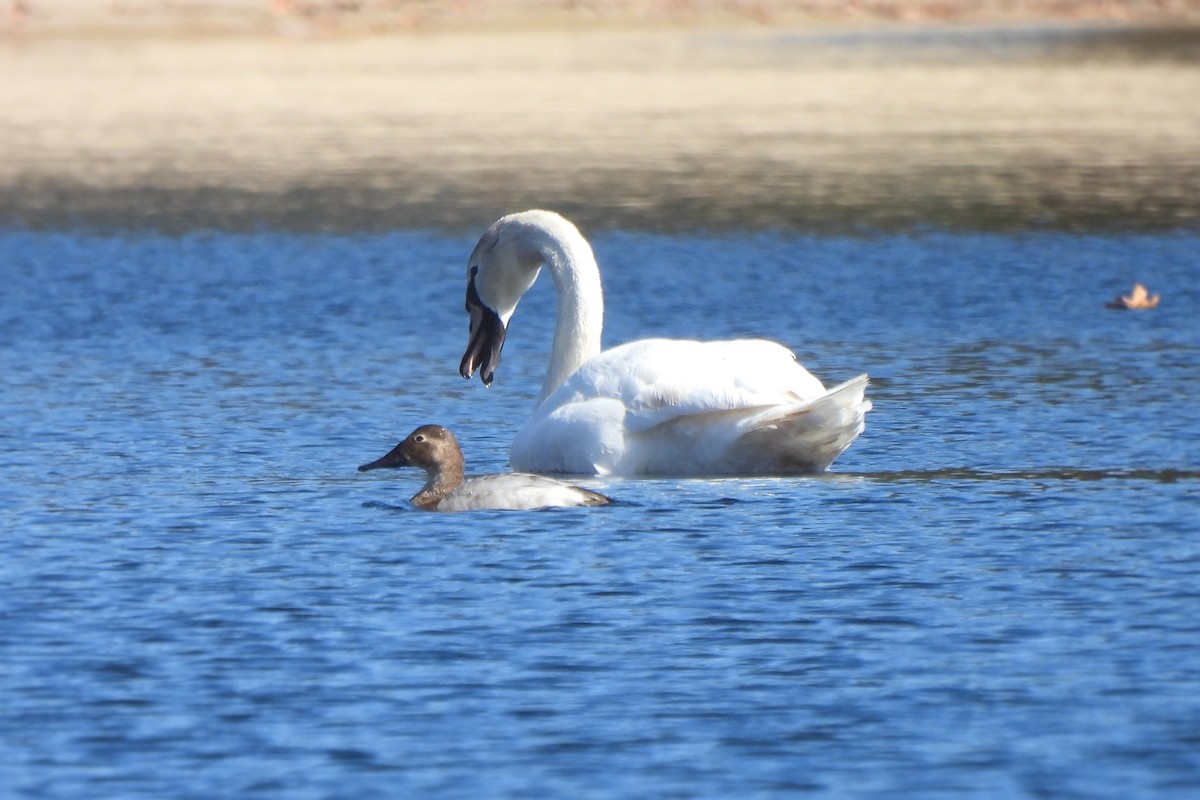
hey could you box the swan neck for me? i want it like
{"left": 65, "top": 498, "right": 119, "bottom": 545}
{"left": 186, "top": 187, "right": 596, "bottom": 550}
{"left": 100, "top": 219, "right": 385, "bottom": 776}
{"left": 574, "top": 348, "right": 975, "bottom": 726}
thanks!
{"left": 539, "top": 234, "right": 603, "bottom": 403}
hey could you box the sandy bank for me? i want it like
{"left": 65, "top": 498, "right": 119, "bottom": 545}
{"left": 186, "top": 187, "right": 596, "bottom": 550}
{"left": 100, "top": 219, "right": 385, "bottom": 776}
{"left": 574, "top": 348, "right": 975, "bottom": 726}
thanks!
{"left": 7, "top": 1, "right": 1200, "bottom": 39}
{"left": 2, "top": 19, "right": 1199, "bottom": 232}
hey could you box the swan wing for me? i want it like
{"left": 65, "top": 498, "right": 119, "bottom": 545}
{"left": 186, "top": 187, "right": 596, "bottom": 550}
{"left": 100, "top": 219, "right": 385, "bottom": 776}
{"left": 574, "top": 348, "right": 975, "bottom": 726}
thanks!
{"left": 576, "top": 339, "right": 826, "bottom": 432}
{"left": 607, "top": 373, "right": 870, "bottom": 475}
{"left": 512, "top": 339, "right": 865, "bottom": 475}
{"left": 730, "top": 374, "right": 871, "bottom": 473}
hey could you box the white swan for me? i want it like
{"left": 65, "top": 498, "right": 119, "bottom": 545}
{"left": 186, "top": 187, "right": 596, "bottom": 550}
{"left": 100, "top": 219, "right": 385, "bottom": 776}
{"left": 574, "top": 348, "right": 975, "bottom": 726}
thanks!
{"left": 459, "top": 210, "right": 871, "bottom": 476}
{"left": 358, "top": 424, "right": 610, "bottom": 512}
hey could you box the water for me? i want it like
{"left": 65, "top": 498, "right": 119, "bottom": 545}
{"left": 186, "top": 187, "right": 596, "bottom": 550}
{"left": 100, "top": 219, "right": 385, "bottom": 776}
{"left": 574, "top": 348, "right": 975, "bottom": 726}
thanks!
{"left": 2, "top": 227, "right": 1199, "bottom": 798}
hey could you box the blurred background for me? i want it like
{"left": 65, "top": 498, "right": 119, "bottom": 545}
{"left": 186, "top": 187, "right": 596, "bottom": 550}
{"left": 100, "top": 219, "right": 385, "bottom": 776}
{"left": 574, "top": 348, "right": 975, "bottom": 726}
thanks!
{"left": 3, "top": 0, "right": 1199, "bottom": 233}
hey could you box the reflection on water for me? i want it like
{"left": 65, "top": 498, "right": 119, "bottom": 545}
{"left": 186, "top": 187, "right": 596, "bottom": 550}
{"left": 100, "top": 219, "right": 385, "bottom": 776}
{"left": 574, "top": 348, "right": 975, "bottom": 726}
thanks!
{"left": 722, "top": 21, "right": 1200, "bottom": 64}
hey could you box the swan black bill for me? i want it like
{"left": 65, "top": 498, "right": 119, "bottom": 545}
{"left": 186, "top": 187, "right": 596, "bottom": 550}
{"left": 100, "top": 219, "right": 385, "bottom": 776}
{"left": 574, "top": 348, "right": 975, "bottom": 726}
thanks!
{"left": 358, "top": 442, "right": 413, "bottom": 472}
{"left": 459, "top": 274, "right": 507, "bottom": 387}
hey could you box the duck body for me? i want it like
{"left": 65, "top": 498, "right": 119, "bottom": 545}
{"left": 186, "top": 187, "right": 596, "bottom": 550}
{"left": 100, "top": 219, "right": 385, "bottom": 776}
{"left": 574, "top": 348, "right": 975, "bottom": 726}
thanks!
{"left": 430, "top": 473, "right": 610, "bottom": 512}
{"left": 459, "top": 210, "right": 871, "bottom": 477}
{"left": 358, "top": 424, "right": 609, "bottom": 512}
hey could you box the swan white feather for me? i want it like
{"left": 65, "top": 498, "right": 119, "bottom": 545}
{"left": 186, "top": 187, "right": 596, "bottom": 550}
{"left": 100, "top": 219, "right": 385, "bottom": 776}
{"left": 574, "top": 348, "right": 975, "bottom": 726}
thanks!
{"left": 459, "top": 210, "right": 871, "bottom": 477}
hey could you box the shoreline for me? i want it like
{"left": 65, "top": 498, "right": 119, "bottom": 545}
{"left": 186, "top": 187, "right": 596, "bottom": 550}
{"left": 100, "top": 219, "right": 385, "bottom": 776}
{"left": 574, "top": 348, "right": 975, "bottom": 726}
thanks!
{"left": 7, "top": 1, "right": 1200, "bottom": 41}
{"left": 3, "top": 17, "right": 1199, "bottom": 234}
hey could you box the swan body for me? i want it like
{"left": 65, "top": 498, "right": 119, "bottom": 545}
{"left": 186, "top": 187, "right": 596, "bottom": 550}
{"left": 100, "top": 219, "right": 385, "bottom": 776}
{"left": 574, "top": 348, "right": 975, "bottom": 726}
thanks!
{"left": 358, "top": 424, "right": 610, "bottom": 512}
{"left": 459, "top": 210, "right": 871, "bottom": 477}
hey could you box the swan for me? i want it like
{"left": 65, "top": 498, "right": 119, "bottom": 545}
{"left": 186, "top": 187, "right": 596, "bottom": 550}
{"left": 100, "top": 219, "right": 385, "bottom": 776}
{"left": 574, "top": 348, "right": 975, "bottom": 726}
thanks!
{"left": 358, "top": 424, "right": 611, "bottom": 512}
{"left": 459, "top": 209, "right": 871, "bottom": 476}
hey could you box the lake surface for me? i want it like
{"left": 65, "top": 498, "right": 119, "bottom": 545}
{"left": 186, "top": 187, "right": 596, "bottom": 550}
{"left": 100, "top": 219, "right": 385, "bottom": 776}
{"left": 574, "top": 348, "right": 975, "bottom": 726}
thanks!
{"left": 2, "top": 225, "right": 1198, "bottom": 797}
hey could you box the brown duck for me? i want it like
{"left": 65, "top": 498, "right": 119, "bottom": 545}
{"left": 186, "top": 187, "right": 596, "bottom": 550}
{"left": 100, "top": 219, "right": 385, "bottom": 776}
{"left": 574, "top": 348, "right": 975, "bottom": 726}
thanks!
{"left": 359, "top": 425, "right": 610, "bottom": 512}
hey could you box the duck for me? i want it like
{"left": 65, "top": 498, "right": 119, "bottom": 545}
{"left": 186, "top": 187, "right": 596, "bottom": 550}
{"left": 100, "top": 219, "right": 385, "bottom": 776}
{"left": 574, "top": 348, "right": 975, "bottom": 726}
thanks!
{"left": 458, "top": 209, "right": 871, "bottom": 476}
{"left": 358, "top": 424, "right": 611, "bottom": 512}
{"left": 1106, "top": 282, "right": 1160, "bottom": 310}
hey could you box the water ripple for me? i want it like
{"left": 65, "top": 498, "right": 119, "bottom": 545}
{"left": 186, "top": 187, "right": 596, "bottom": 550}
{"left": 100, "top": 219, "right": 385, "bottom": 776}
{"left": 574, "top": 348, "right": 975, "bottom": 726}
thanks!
{"left": 2, "top": 228, "right": 1198, "bottom": 799}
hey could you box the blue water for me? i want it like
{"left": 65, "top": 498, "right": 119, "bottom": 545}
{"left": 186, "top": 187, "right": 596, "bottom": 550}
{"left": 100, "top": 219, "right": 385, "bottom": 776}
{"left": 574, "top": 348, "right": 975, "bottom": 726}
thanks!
{"left": 2, "top": 227, "right": 1199, "bottom": 798}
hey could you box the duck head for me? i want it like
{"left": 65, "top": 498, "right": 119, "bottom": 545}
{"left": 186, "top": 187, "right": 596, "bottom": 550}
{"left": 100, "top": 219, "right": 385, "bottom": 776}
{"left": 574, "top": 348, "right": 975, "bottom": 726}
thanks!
{"left": 459, "top": 213, "right": 550, "bottom": 386}
{"left": 357, "top": 424, "right": 463, "bottom": 476}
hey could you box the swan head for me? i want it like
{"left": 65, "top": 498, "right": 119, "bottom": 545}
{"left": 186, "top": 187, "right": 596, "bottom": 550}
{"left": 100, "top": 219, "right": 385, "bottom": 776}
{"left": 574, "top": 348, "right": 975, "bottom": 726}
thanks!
{"left": 358, "top": 424, "right": 464, "bottom": 478}
{"left": 459, "top": 214, "right": 548, "bottom": 386}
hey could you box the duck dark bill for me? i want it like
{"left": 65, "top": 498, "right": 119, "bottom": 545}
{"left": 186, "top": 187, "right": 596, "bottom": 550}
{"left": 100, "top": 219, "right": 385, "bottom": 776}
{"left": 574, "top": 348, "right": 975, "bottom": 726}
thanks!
{"left": 358, "top": 441, "right": 413, "bottom": 472}
{"left": 459, "top": 272, "right": 507, "bottom": 387}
